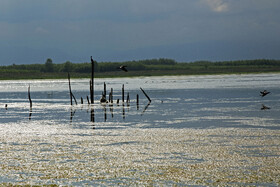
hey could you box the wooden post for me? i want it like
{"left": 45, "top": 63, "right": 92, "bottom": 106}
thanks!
{"left": 28, "top": 85, "right": 32, "bottom": 120}
{"left": 122, "top": 84, "right": 124, "bottom": 103}
{"left": 87, "top": 96, "right": 90, "bottom": 104}
{"left": 90, "top": 56, "right": 94, "bottom": 104}
{"left": 68, "top": 73, "right": 77, "bottom": 105}
{"left": 72, "top": 93, "right": 78, "bottom": 105}
{"left": 126, "top": 92, "right": 130, "bottom": 103}
{"left": 81, "top": 97, "right": 83, "bottom": 104}
{"left": 140, "top": 87, "right": 151, "bottom": 102}
{"left": 28, "top": 85, "right": 32, "bottom": 108}
{"left": 89, "top": 80, "right": 92, "bottom": 103}
{"left": 68, "top": 73, "right": 73, "bottom": 105}
{"left": 108, "top": 88, "right": 113, "bottom": 103}
{"left": 104, "top": 82, "right": 106, "bottom": 100}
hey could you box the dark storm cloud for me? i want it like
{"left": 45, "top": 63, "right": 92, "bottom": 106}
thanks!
{"left": 0, "top": 0, "right": 280, "bottom": 64}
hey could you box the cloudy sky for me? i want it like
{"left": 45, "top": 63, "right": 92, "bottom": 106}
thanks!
{"left": 0, "top": 0, "right": 280, "bottom": 65}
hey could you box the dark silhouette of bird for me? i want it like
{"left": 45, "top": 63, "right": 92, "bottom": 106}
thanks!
{"left": 118, "top": 65, "right": 128, "bottom": 72}
{"left": 100, "top": 94, "right": 107, "bottom": 103}
{"left": 261, "top": 104, "right": 270, "bottom": 110}
{"left": 91, "top": 56, "right": 94, "bottom": 64}
{"left": 260, "top": 90, "right": 270, "bottom": 97}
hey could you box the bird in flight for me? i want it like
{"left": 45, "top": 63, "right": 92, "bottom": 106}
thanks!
{"left": 261, "top": 104, "right": 270, "bottom": 110}
{"left": 260, "top": 90, "right": 270, "bottom": 97}
{"left": 118, "top": 65, "right": 128, "bottom": 72}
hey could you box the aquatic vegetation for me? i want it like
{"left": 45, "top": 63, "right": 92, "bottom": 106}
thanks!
{"left": 0, "top": 125, "right": 279, "bottom": 186}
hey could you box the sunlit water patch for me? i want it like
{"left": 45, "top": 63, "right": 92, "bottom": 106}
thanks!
{"left": 0, "top": 127, "right": 279, "bottom": 186}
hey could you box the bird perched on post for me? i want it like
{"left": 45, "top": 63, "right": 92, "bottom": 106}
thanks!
{"left": 91, "top": 56, "right": 94, "bottom": 63}
{"left": 260, "top": 90, "right": 270, "bottom": 97}
{"left": 118, "top": 65, "right": 128, "bottom": 72}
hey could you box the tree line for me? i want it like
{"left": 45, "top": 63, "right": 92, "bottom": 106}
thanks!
{"left": 1, "top": 58, "right": 280, "bottom": 76}
{"left": 0, "top": 58, "right": 178, "bottom": 73}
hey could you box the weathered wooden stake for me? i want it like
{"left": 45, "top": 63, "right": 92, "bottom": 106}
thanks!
{"left": 122, "top": 84, "right": 124, "bottom": 103}
{"left": 89, "top": 80, "right": 92, "bottom": 103}
{"left": 68, "top": 73, "right": 73, "bottom": 105}
{"left": 90, "top": 56, "right": 94, "bottom": 104}
{"left": 28, "top": 85, "right": 32, "bottom": 120}
{"left": 104, "top": 82, "right": 106, "bottom": 100}
{"left": 108, "top": 89, "right": 112, "bottom": 103}
{"left": 81, "top": 97, "right": 83, "bottom": 104}
{"left": 140, "top": 87, "right": 151, "bottom": 102}
{"left": 72, "top": 93, "right": 78, "bottom": 105}
{"left": 68, "top": 73, "right": 77, "bottom": 105}
{"left": 28, "top": 85, "right": 32, "bottom": 108}
{"left": 126, "top": 92, "right": 130, "bottom": 103}
{"left": 87, "top": 96, "right": 90, "bottom": 104}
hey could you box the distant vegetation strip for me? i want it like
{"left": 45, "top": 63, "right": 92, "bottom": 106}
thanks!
{"left": 1, "top": 58, "right": 280, "bottom": 80}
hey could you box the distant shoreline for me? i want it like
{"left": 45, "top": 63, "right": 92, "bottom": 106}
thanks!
{"left": 1, "top": 58, "right": 280, "bottom": 80}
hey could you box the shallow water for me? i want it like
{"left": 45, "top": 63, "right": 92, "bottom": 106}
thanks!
{"left": 1, "top": 74, "right": 280, "bottom": 130}
{"left": 0, "top": 74, "right": 280, "bottom": 186}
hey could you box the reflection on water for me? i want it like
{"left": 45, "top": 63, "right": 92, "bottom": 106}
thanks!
{"left": 141, "top": 102, "right": 151, "bottom": 116}
{"left": 29, "top": 107, "right": 32, "bottom": 120}
{"left": 0, "top": 74, "right": 280, "bottom": 186}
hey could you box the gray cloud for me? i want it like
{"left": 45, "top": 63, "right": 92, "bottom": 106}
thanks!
{"left": 0, "top": 0, "right": 280, "bottom": 64}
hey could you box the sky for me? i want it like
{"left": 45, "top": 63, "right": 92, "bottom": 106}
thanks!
{"left": 0, "top": 0, "right": 280, "bottom": 65}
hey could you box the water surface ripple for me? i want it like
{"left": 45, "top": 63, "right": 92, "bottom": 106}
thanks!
{"left": 0, "top": 74, "right": 279, "bottom": 186}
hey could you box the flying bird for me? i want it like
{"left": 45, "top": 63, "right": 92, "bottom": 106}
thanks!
{"left": 260, "top": 90, "right": 270, "bottom": 97}
{"left": 118, "top": 65, "right": 128, "bottom": 72}
{"left": 261, "top": 104, "right": 270, "bottom": 110}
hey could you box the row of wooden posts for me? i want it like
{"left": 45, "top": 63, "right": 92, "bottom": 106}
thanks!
{"left": 67, "top": 56, "right": 151, "bottom": 106}
{"left": 24, "top": 73, "right": 151, "bottom": 114}
{"left": 21, "top": 56, "right": 151, "bottom": 122}
{"left": 68, "top": 72, "right": 151, "bottom": 106}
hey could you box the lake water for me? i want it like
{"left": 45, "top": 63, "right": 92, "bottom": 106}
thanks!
{"left": 0, "top": 74, "right": 279, "bottom": 186}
